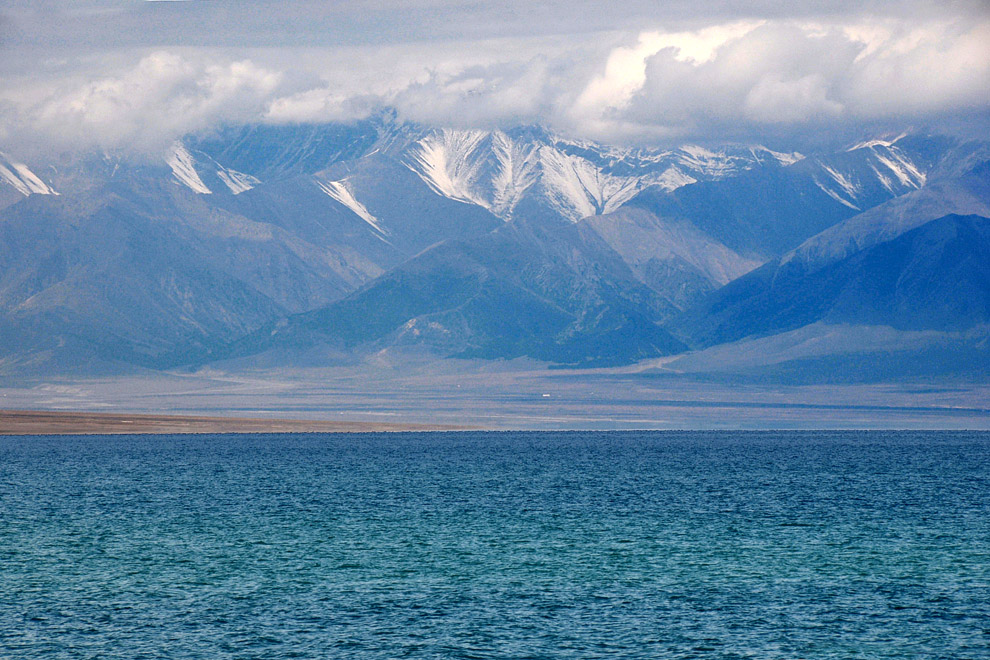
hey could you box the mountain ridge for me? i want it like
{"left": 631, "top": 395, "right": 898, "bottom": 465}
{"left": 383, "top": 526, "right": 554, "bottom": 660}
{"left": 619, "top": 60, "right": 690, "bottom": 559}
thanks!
{"left": 0, "top": 119, "right": 986, "bottom": 378}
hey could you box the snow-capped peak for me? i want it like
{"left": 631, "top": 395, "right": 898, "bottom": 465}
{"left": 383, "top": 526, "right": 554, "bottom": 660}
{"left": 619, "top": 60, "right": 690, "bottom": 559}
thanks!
{"left": 847, "top": 132, "right": 908, "bottom": 152}
{"left": 402, "top": 129, "right": 798, "bottom": 223}
{"left": 757, "top": 147, "right": 805, "bottom": 166}
{"left": 807, "top": 136, "right": 929, "bottom": 212}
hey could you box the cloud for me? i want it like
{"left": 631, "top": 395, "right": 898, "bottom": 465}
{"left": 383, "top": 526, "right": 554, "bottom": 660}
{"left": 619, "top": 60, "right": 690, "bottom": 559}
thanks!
{"left": 259, "top": 15, "right": 989, "bottom": 144}
{"left": 5, "top": 52, "right": 282, "bottom": 155}
{"left": 743, "top": 74, "right": 843, "bottom": 123}
{"left": 572, "top": 22, "right": 764, "bottom": 117}
{"left": 389, "top": 56, "right": 589, "bottom": 129}
{"left": 3, "top": 1, "right": 985, "bottom": 53}
{"left": 266, "top": 90, "right": 381, "bottom": 124}
{"left": 840, "top": 21, "right": 990, "bottom": 117}
{"left": 574, "top": 18, "right": 990, "bottom": 143}
{"left": 0, "top": 5, "right": 986, "bottom": 154}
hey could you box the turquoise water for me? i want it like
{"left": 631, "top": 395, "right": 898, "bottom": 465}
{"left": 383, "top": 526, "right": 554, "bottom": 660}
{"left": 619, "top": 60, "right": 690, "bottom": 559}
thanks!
{"left": 1, "top": 431, "right": 988, "bottom": 659}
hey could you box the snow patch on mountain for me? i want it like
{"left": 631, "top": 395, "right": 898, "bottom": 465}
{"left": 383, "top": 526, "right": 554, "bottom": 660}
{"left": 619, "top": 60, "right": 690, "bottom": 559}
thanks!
{"left": 0, "top": 153, "right": 57, "bottom": 196}
{"left": 537, "top": 147, "right": 643, "bottom": 218}
{"left": 167, "top": 144, "right": 211, "bottom": 194}
{"left": 403, "top": 129, "right": 794, "bottom": 223}
{"left": 808, "top": 142, "right": 929, "bottom": 212}
{"left": 316, "top": 178, "right": 389, "bottom": 238}
{"left": 873, "top": 149, "right": 926, "bottom": 189}
{"left": 404, "top": 129, "right": 639, "bottom": 221}
{"left": 759, "top": 147, "right": 805, "bottom": 166}
{"left": 489, "top": 131, "right": 541, "bottom": 216}
{"left": 821, "top": 164, "right": 859, "bottom": 199}
{"left": 677, "top": 146, "right": 738, "bottom": 178}
{"left": 813, "top": 163, "right": 861, "bottom": 210}
{"left": 656, "top": 166, "right": 698, "bottom": 190}
{"left": 847, "top": 133, "right": 908, "bottom": 152}
{"left": 537, "top": 149, "right": 598, "bottom": 219}
{"left": 870, "top": 164, "right": 896, "bottom": 194}
{"left": 814, "top": 179, "right": 861, "bottom": 210}
{"left": 404, "top": 129, "right": 490, "bottom": 207}
{"left": 217, "top": 168, "right": 260, "bottom": 195}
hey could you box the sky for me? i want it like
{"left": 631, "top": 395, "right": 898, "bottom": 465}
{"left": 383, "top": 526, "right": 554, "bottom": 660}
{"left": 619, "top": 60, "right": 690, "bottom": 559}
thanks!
{"left": 1, "top": 0, "right": 988, "bottom": 156}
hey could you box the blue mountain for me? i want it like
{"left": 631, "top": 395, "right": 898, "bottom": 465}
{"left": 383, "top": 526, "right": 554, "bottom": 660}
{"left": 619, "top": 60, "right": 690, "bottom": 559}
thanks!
{"left": 0, "top": 118, "right": 985, "bottom": 377}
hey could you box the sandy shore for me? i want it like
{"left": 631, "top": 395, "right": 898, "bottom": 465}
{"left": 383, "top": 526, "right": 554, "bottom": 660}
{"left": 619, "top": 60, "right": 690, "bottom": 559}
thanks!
{"left": 0, "top": 409, "right": 473, "bottom": 435}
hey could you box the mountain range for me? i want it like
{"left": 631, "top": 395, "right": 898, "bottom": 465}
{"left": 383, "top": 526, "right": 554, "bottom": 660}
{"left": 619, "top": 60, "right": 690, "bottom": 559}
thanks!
{"left": 1, "top": 114, "right": 987, "bottom": 381}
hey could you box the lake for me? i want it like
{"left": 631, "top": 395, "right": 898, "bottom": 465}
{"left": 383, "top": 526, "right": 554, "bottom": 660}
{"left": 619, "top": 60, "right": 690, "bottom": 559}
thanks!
{"left": 1, "top": 431, "right": 988, "bottom": 658}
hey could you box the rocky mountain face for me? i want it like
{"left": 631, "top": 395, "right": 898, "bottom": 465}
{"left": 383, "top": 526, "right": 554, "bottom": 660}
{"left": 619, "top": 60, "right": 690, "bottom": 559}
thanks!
{"left": 0, "top": 117, "right": 986, "bottom": 378}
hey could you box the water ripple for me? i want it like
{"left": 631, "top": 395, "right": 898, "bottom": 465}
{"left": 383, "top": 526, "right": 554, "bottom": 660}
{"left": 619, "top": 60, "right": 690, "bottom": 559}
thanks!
{"left": 1, "top": 431, "right": 988, "bottom": 658}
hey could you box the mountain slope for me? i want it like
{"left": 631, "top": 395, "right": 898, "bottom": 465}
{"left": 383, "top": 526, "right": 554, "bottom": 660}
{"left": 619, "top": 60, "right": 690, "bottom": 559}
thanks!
{"left": 0, "top": 151, "right": 58, "bottom": 211}
{"left": 0, "top": 181, "right": 388, "bottom": 372}
{"left": 185, "top": 120, "right": 382, "bottom": 182}
{"left": 660, "top": 322, "right": 990, "bottom": 383}
{"left": 581, "top": 207, "right": 761, "bottom": 311}
{"left": 675, "top": 214, "right": 990, "bottom": 349}
{"left": 627, "top": 134, "right": 954, "bottom": 259}
{"left": 0, "top": 120, "right": 985, "bottom": 376}
{"left": 236, "top": 215, "right": 688, "bottom": 366}
{"left": 782, "top": 158, "right": 990, "bottom": 272}
{"left": 401, "top": 127, "right": 802, "bottom": 223}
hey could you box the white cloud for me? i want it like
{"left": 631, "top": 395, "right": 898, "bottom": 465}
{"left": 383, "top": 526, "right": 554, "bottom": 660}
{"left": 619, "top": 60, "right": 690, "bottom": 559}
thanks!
{"left": 390, "top": 57, "right": 568, "bottom": 129}
{"left": 258, "top": 15, "right": 989, "bottom": 144}
{"left": 841, "top": 21, "right": 990, "bottom": 116}
{"left": 744, "top": 73, "right": 844, "bottom": 123}
{"left": 265, "top": 89, "right": 377, "bottom": 124}
{"left": 582, "top": 18, "right": 990, "bottom": 142}
{"left": 7, "top": 52, "right": 282, "bottom": 156}
{"left": 572, "top": 21, "right": 764, "bottom": 119}
{"left": 0, "top": 11, "right": 986, "bottom": 154}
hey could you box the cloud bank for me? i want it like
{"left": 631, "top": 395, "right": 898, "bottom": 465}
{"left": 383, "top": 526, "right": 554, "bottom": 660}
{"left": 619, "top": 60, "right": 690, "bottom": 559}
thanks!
{"left": 3, "top": 53, "right": 282, "bottom": 154}
{"left": 1, "top": 1, "right": 987, "bottom": 155}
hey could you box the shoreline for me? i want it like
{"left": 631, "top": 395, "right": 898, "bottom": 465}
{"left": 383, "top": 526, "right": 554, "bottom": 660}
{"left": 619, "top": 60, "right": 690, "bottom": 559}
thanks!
{"left": 0, "top": 409, "right": 474, "bottom": 435}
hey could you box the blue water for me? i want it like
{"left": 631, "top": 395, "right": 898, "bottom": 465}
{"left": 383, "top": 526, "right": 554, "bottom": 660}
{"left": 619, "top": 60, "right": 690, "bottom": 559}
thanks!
{"left": 1, "top": 431, "right": 988, "bottom": 659}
